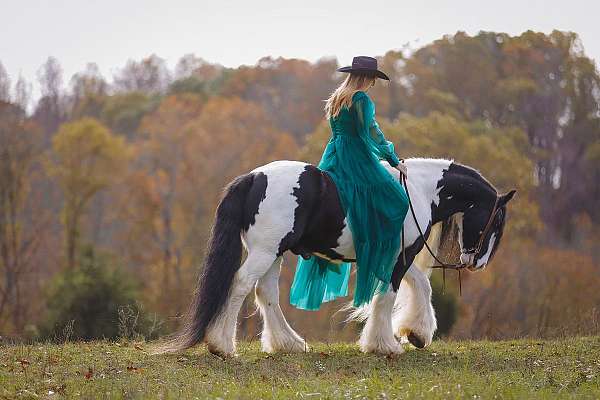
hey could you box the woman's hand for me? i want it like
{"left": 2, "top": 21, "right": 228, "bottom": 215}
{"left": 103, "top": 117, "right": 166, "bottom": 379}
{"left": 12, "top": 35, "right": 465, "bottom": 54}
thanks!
{"left": 395, "top": 163, "right": 407, "bottom": 177}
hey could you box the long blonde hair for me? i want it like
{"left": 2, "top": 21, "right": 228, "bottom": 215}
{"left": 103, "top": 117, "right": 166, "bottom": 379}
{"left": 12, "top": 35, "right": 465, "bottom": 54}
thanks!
{"left": 325, "top": 74, "right": 377, "bottom": 119}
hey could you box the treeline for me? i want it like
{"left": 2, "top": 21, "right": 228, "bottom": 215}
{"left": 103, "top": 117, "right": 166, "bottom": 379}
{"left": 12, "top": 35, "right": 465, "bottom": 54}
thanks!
{"left": 0, "top": 30, "right": 598, "bottom": 341}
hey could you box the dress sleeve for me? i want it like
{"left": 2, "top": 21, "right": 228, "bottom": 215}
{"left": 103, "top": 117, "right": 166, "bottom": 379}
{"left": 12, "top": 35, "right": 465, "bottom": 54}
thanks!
{"left": 354, "top": 93, "right": 400, "bottom": 167}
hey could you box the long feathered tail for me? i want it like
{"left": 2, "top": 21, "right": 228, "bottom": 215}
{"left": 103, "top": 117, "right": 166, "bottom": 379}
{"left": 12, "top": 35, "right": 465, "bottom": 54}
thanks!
{"left": 152, "top": 173, "right": 254, "bottom": 354}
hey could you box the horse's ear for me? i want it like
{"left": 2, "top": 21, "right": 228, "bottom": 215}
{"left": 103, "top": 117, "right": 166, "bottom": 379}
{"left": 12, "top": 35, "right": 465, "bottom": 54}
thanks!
{"left": 499, "top": 189, "right": 516, "bottom": 206}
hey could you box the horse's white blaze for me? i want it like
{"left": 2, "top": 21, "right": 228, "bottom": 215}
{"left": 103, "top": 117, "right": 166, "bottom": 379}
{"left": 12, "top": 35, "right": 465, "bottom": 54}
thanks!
{"left": 476, "top": 233, "right": 496, "bottom": 268}
{"left": 455, "top": 212, "right": 465, "bottom": 249}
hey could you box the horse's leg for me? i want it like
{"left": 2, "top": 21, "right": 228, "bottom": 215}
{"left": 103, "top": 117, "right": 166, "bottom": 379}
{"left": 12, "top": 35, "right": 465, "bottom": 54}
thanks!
{"left": 255, "top": 257, "right": 307, "bottom": 353}
{"left": 358, "top": 291, "right": 404, "bottom": 355}
{"left": 392, "top": 264, "right": 437, "bottom": 348}
{"left": 205, "top": 250, "right": 276, "bottom": 356}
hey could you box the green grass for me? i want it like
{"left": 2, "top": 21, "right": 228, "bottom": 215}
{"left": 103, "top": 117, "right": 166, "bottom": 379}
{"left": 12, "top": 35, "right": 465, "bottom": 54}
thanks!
{"left": 1, "top": 337, "right": 599, "bottom": 399}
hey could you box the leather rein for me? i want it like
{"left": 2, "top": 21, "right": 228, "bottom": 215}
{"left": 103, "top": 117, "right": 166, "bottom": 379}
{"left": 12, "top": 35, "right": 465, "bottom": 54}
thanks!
{"left": 399, "top": 160, "right": 500, "bottom": 294}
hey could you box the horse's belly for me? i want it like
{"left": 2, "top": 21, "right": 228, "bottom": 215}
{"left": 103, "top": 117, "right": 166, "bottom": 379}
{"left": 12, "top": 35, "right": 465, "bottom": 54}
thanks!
{"left": 331, "top": 220, "right": 356, "bottom": 260}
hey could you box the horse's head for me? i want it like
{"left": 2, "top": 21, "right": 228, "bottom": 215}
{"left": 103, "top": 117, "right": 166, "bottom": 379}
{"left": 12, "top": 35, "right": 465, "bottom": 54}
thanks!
{"left": 458, "top": 189, "right": 516, "bottom": 271}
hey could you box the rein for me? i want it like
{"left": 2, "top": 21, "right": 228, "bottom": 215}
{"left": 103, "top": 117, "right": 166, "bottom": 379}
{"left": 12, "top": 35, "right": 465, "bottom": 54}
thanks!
{"left": 399, "top": 160, "right": 499, "bottom": 295}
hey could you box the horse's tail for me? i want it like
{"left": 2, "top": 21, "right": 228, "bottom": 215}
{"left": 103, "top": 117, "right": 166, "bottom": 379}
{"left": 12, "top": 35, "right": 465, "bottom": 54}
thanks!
{"left": 152, "top": 173, "right": 254, "bottom": 354}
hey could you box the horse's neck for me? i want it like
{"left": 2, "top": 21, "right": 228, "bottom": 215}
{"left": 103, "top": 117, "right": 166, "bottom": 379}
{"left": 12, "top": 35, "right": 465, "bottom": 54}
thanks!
{"left": 383, "top": 158, "right": 452, "bottom": 223}
{"left": 405, "top": 159, "right": 451, "bottom": 207}
{"left": 389, "top": 157, "right": 450, "bottom": 199}
{"left": 391, "top": 159, "right": 495, "bottom": 224}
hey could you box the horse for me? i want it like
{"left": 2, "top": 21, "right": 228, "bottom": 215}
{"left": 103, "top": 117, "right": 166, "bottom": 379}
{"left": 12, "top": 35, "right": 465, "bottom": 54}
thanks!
{"left": 153, "top": 158, "right": 515, "bottom": 356}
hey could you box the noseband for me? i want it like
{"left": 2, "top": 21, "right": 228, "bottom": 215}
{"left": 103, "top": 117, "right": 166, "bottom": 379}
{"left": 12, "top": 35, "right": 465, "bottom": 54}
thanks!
{"left": 399, "top": 161, "right": 499, "bottom": 293}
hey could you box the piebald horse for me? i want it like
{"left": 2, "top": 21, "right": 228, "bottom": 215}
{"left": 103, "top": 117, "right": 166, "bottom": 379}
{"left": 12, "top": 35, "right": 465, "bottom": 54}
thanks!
{"left": 155, "top": 158, "right": 515, "bottom": 356}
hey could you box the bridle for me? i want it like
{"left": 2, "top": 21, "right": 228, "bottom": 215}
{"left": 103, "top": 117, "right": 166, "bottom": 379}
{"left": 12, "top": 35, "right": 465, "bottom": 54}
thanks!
{"left": 399, "top": 161, "right": 500, "bottom": 294}
{"left": 464, "top": 196, "right": 500, "bottom": 258}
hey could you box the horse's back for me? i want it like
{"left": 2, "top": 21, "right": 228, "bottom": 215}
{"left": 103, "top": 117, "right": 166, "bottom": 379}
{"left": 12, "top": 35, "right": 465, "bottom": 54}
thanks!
{"left": 252, "top": 160, "right": 309, "bottom": 174}
{"left": 244, "top": 161, "right": 315, "bottom": 254}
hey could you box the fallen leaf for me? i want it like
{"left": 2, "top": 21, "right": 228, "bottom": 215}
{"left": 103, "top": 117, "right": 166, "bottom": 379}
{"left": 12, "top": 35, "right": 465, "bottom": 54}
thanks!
{"left": 84, "top": 367, "right": 93, "bottom": 379}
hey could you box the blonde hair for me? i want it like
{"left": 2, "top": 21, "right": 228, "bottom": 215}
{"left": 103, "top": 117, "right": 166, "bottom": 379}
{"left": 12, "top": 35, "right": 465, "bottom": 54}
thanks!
{"left": 325, "top": 74, "right": 377, "bottom": 119}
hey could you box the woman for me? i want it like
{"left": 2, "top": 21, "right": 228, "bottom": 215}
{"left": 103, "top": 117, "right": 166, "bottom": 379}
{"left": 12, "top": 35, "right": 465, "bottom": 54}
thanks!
{"left": 290, "top": 56, "right": 409, "bottom": 310}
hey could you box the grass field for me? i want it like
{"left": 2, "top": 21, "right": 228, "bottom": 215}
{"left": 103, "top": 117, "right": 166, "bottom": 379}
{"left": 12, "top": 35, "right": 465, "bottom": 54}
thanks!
{"left": 1, "top": 336, "right": 599, "bottom": 399}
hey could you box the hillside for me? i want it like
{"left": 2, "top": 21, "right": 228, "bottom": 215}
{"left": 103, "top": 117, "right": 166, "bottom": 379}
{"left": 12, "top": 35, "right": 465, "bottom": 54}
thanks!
{"left": 2, "top": 337, "right": 599, "bottom": 399}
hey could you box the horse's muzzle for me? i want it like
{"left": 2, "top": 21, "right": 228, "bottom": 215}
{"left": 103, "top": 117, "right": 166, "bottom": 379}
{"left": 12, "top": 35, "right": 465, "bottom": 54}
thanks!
{"left": 460, "top": 252, "right": 475, "bottom": 266}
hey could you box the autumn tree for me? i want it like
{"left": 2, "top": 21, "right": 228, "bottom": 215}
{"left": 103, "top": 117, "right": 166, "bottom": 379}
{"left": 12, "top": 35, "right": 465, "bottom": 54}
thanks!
{"left": 121, "top": 94, "right": 205, "bottom": 314}
{"left": 185, "top": 96, "right": 299, "bottom": 335}
{"left": 0, "top": 62, "right": 10, "bottom": 102}
{"left": 49, "top": 118, "right": 129, "bottom": 270}
{"left": 70, "top": 63, "right": 109, "bottom": 120}
{"left": 170, "top": 56, "right": 229, "bottom": 100}
{"left": 122, "top": 95, "right": 298, "bottom": 318}
{"left": 185, "top": 96, "right": 299, "bottom": 191}
{"left": 401, "top": 31, "right": 600, "bottom": 239}
{"left": 100, "top": 92, "right": 158, "bottom": 138}
{"left": 369, "top": 50, "right": 410, "bottom": 120}
{"left": 33, "top": 57, "right": 65, "bottom": 139}
{"left": 113, "top": 55, "right": 171, "bottom": 94}
{"left": 0, "top": 101, "right": 45, "bottom": 332}
{"left": 13, "top": 75, "right": 32, "bottom": 112}
{"left": 222, "top": 57, "right": 338, "bottom": 140}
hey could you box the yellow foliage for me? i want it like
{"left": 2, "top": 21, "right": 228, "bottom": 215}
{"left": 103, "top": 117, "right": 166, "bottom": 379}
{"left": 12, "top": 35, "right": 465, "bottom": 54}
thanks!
{"left": 49, "top": 117, "right": 130, "bottom": 268}
{"left": 50, "top": 118, "right": 130, "bottom": 196}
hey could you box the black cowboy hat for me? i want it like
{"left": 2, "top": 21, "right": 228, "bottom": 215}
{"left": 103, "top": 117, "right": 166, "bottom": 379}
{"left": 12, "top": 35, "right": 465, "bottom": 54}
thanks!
{"left": 337, "top": 56, "right": 390, "bottom": 80}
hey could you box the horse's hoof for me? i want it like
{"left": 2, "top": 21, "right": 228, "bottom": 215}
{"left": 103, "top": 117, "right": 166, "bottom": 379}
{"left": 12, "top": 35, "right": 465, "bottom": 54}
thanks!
{"left": 207, "top": 344, "right": 235, "bottom": 358}
{"left": 407, "top": 332, "right": 426, "bottom": 349}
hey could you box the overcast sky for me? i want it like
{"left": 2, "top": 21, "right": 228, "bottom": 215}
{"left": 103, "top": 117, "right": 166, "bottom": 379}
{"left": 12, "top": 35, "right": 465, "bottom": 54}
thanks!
{"left": 1, "top": 0, "right": 599, "bottom": 96}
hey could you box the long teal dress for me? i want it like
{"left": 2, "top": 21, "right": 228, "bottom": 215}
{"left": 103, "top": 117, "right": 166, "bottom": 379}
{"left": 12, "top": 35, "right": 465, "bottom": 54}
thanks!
{"left": 290, "top": 91, "right": 409, "bottom": 310}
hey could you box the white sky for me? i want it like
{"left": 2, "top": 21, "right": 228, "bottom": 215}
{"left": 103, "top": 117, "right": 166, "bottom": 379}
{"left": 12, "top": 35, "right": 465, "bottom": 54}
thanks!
{"left": 1, "top": 0, "right": 599, "bottom": 96}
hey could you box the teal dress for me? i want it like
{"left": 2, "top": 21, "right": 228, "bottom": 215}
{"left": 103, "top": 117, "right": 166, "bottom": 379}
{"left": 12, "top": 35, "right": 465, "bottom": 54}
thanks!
{"left": 290, "top": 91, "right": 409, "bottom": 310}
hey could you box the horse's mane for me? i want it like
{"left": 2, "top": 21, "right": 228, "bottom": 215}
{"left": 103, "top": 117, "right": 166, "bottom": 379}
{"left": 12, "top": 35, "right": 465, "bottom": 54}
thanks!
{"left": 447, "top": 161, "right": 498, "bottom": 194}
{"left": 409, "top": 217, "right": 461, "bottom": 276}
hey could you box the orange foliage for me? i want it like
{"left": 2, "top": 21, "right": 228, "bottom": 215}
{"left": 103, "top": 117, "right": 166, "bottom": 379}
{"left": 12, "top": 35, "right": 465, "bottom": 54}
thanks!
{"left": 452, "top": 243, "right": 600, "bottom": 339}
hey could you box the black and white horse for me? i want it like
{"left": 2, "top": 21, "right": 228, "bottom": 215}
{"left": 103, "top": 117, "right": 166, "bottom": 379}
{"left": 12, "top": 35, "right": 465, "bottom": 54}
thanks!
{"left": 155, "top": 158, "right": 515, "bottom": 356}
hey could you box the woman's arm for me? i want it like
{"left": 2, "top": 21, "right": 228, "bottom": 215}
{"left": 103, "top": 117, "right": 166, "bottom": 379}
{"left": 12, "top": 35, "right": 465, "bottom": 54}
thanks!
{"left": 354, "top": 93, "right": 401, "bottom": 168}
